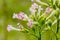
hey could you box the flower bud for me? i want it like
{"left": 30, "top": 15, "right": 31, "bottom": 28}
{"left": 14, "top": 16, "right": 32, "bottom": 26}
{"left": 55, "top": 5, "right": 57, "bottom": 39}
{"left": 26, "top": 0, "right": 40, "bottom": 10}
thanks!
{"left": 27, "top": 19, "right": 34, "bottom": 28}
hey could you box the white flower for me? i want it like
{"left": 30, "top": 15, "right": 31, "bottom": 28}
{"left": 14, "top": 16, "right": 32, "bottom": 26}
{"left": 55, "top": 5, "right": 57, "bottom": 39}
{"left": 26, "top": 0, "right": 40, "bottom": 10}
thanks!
{"left": 29, "top": 3, "right": 38, "bottom": 12}
{"left": 13, "top": 12, "right": 28, "bottom": 20}
{"left": 45, "top": 7, "right": 52, "bottom": 14}
{"left": 37, "top": 6, "right": 43, "bottom": 15}
{"left": 7, "top": 25, "right": 13, "bottom": 32}
{"left": 29, "top": 3, "right": 38, "bottom": 16}
{"left": 17, "top": 12, "right": 28, "bottom": 20}
{"left": 27, "top": 19, "right": 34, "bottom": 28}
{"left": 7, "top": 25, "right": 20, "bottom": 32}
{"left": 13, "top": 13, "right": 18, "bottom": 19}
{"left": 29, "top": 7, "right": 36, "bottom": 13}
{"left": 32, "top": 3, "right": 38, "bottom": 9}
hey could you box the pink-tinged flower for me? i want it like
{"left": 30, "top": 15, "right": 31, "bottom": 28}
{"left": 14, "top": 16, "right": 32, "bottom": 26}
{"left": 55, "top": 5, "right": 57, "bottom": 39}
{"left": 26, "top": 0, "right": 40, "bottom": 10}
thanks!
{"left": 31, "top": 3, "right": 38, "bottom": 9}
{"left": 45, "top": 7, "right": 52, "bottom": 14}
{"left": 13, "top": 12, "right": 28, "bottom": 20}
{"left": 7, "top": 25, "right": 20, "bottom": 32}
{"left": 7, "top": 25, "right": 13, "bottom": 32}
{"left": 13, "top": 13, "right": 18, "bottom": 19}
{"left": 27, "top": 19, "right": 34, "bottom": 28}
{"left": 29, "top": 3, "right": 38, "bottom": 16}
{"left": 17, "top": 12, "right": 28, "bottom": 20}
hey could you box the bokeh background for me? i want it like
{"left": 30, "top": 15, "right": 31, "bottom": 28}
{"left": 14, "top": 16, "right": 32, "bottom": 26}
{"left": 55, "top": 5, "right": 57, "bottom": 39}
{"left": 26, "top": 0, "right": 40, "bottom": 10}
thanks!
{"left": 0, "top": 0, "right": 34, "bottom": 40}
{"left": 0, "top": 0, "right": 60, "bottom": 40}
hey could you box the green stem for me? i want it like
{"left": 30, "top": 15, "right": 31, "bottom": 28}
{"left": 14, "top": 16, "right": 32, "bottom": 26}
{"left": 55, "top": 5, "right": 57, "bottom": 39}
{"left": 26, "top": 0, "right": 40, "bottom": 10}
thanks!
{"left": 56, "top": 12, "right": 59, "bottom": 40}
{"left": 51, "top": 28, "right": 58, "bottom": 40}
{"left": 56, "top": 8, "right": 60, "bottom": 40}
{"left": 56, "top": 14, "right": 59, "bottom": 33}
{"left": 38, "top": 25, "right": 41, "bottom": 40}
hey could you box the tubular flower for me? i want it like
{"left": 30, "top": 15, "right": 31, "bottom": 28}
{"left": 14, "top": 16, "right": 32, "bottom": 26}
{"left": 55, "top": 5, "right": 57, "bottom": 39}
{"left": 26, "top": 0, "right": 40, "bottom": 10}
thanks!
{"left": 7, "top": 25, "right": 20, "bottom": 32}
{"left": 7, "top": 25, "right": 13, "bottom": 32}
{"left": 45, "top": 7, "right": 52, "bottom": 14}
{"left": 29, "top": 3, "right": 38, "bottom": 16}
{"left": 37, "top": 6, "right": 43, "bottom": 15}
{"left": 13, "top": 12, "right": 28, "bottom": 20}
{"left": 27, "top": 19, "right": 34, "bottom": 28}
{"left": 31, "top": 3, "right": 38, "bottom": 9}
{"left": 29, "top": 3, "right": 38, "bottom": 13}
{"left": 17, "top": 23, "right": 23, "bottom": 30}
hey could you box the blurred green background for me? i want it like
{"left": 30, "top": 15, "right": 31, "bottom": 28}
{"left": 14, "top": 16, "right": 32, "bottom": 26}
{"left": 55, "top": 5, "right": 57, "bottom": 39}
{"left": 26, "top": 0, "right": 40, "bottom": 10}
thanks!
{"left": 0, "top": 0, "right": 60, "bottom": 40}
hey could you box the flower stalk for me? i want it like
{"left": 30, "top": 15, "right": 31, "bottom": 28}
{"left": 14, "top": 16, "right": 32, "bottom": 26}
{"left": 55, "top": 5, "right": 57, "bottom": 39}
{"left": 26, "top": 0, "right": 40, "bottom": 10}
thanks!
{"left": 7, "top": 0, "right": 60, "bottom": 40}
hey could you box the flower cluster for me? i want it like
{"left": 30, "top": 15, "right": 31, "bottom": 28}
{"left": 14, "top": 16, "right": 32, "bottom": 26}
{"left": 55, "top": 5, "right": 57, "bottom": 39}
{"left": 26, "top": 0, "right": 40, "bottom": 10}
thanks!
{"left": 7, "top": 1, "right": 60, "bottom": 40}
{"left": 7, "top": 2, "right": 52, "bottom": 32}
{"left": 7, "top": 11, "right": 35, "bottom": 32}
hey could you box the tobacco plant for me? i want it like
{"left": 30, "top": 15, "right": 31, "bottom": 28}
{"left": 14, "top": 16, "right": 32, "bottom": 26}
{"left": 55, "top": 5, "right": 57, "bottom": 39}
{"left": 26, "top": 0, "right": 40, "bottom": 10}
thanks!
{"left": 7, "top": 0, "right": 60, "bottom": 40}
